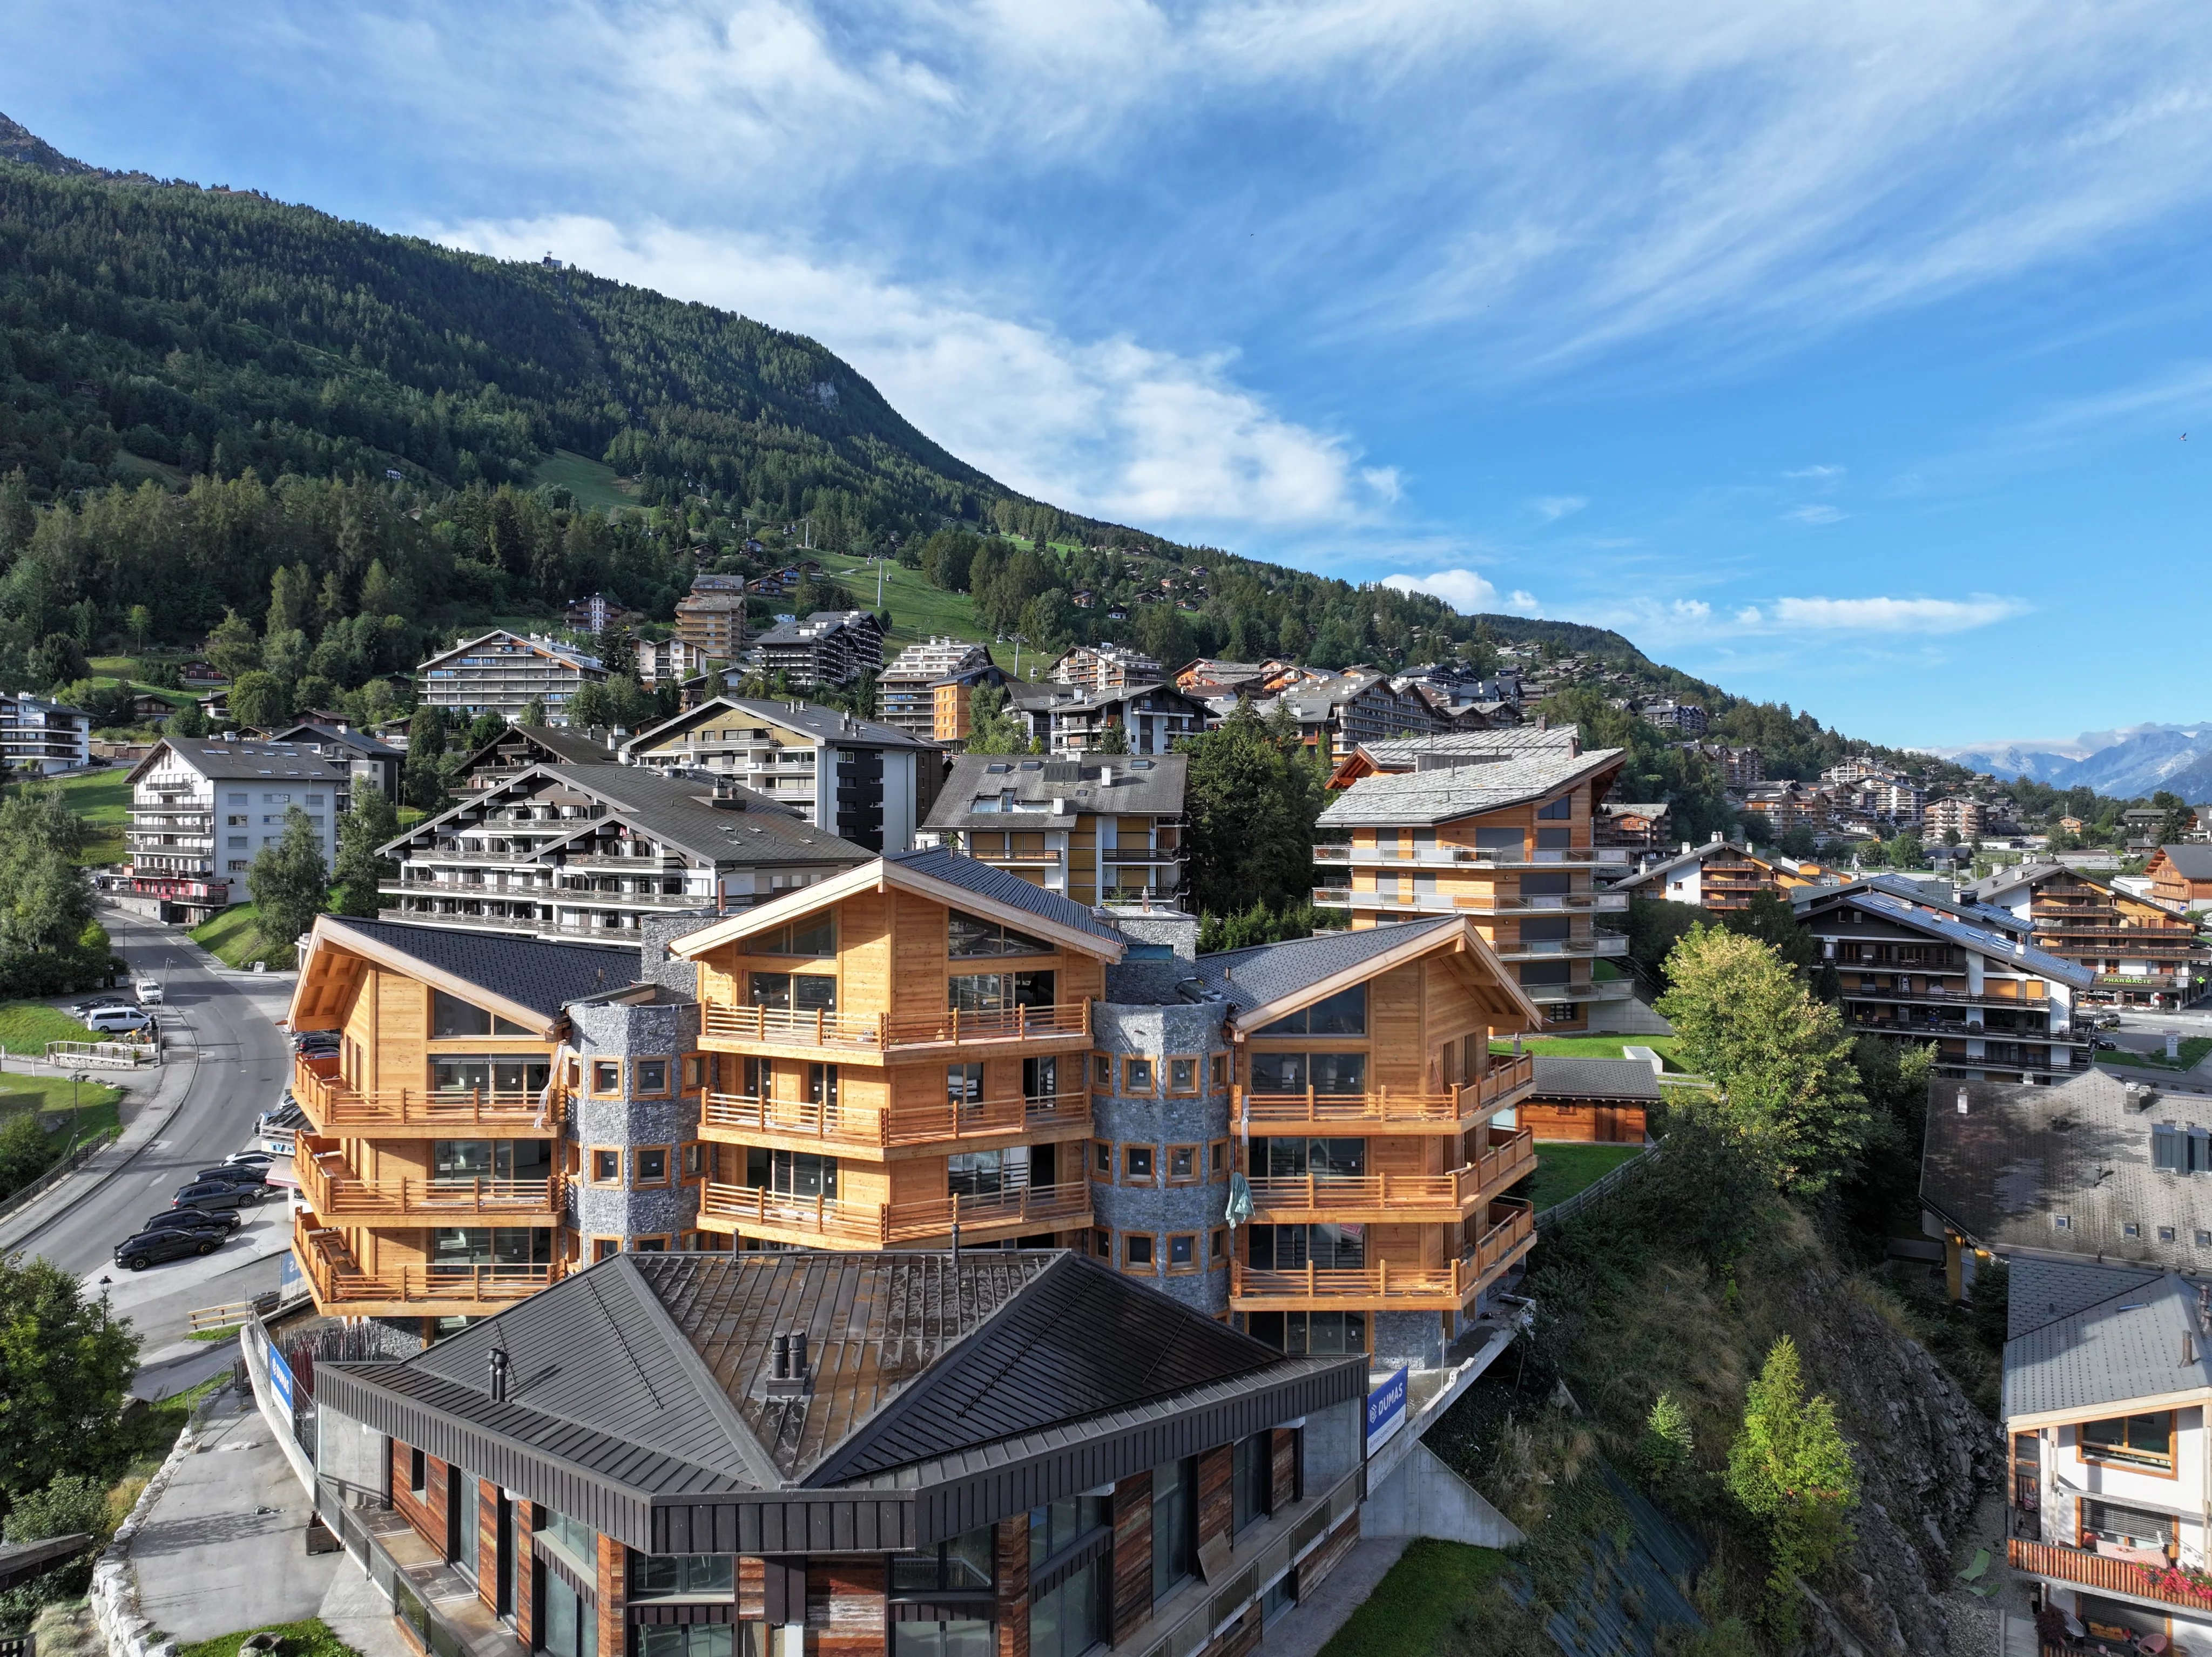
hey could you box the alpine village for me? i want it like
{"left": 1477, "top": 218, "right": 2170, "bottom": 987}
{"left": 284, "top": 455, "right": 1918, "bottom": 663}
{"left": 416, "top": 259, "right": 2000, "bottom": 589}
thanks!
{"left": 1, "top": 101, "right": 2209, "bottom": 1657}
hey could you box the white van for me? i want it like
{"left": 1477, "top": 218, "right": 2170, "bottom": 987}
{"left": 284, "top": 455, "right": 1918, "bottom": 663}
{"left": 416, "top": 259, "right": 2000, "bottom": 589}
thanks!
{"left": 84, "top": 1006, "right": 153, "bottom": 1037}
{"left": 134, "top": 977, "right": 163, "bottom": 1005}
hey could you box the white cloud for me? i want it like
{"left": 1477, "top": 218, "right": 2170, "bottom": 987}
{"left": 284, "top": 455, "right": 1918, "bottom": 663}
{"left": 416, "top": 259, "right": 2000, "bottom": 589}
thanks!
{"left": 1785, "top": 504, "right": 1846, "bottom": 525}
{"left": 1784, "top": 464, "right": 1846, "bottom": 480}
{"left": 436, "top": 214, "right": 1387, "bottom": 534}
{"left": 1532, "top": 495, "right": 1588, "bottom": 522}
{"left": 1763, "top": 594, "right": 2026, "bottom": 633}
{"left": 1380, "top": 569, "right": 1541, "bottom": 616}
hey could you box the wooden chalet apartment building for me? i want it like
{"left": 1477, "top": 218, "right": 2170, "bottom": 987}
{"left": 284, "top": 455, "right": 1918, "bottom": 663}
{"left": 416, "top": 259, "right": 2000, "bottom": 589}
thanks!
{"left": 1311, "top": 732, "right": 1635, "bottom": 1032}
{"left": 1967, "top": 861, "right": 2210, "bottom": 1007}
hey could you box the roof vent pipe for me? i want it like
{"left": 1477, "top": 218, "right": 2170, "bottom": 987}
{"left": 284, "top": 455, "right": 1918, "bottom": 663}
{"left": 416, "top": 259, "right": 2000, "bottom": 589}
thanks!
{"left": 1957, "top": 1087, "right": 1970, "bottom": 1115}
{"left": 487, "top": 1343, "right": 510, "bottom": 1402}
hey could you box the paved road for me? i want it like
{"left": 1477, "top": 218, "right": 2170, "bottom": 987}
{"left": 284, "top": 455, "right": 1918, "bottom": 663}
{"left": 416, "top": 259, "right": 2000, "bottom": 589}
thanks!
{"left": 9, "top": 906, "right": 296, "bottom": 1384}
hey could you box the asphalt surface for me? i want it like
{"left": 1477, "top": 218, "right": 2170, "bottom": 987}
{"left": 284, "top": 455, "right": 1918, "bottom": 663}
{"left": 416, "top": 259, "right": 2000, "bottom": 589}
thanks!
{"left": 9, "top": 905, "right": 296, "bottom": 1392}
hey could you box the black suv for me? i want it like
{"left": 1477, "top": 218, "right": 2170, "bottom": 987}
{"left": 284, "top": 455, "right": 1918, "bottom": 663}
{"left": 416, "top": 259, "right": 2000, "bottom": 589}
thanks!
{"left": 190, "top": 1164, "right": 268, "bottom": 1188}
{"left": 115, "top": 1228, "right": 220, "bottom": 1270}
{"left": 140, "top": 1208, "right": 242, "bottom": 1238}
{"left": 171, "top": 1180, "right": 262, "bottom": 1214}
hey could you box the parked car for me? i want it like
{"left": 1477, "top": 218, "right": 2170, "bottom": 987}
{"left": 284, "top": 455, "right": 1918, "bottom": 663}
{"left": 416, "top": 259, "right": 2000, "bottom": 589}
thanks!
{"left": 2092, "top": 1036, "right": 2119, "bottom": 1051}
{"left": 170, "top": 1180, "right": 262, "bottom": 1214}
{"left": 2094, "top": 1012, "right": 2123, "bottom": 1030}
{"left": 139, "top": 1208, "right": 242, "bottom": 1237}
{"left": 191, "top": 1163, "right": 267, "bottom": 1188}
{"left": 115, "top": 1229, "right": 219, "bottom": 1270}
{"left": 134, "top": 977, "right": 164, "bottom": 1005}
{"left": 70, "top": 997, "right": 135, "bottom": 1017}
{"left": 224, "top": 1151, "right": 275, "bottom": 1170}
{"left": 291, "top": 1029, "right": 339, "bottom": 1053}
{"left": 83, "top": 1007, "right": 154, "bottom": 1037}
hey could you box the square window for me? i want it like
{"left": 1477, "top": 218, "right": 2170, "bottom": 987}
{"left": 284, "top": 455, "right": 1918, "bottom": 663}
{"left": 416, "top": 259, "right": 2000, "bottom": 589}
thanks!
{"left": 592, "top": 1237, "right": 621, "bottom": 1261}
{"left": 636, "top": 1059, "right": 670, "bottom": 1095}
{"left": 1210, "top": 1140, "right": 1230, "bottom": 1178}
{"left": 1168, "top": 1234, "right": 1196, "bottom": 1269}
{"left": 2160, "top": 1226, "right": 2177, "bottom": 1242}
{"left": 1125, "top": 1234, "right": 1154, "bottom": 1268}
{"left": 1092, "top": 1053, "right": 1113, "bottom": 1090}
{"left": 592, "top": 1148, "right": 621, "bottom": 1183}
{"left": 1092, "top": 1140, "right": 1112, "bottom": 1179}
{"left": 636, "top": 1147, "right": 670, "bottom": 1185}
{"left": 632, "top": 1236, "right": 668, "bottom": 1253}
{"left": 1124, "top": 1057, "right": 1154, "bottom": 1094}
{"left": 1170, "top": 1058, "right": 1197, "bottom": 1094}
{"left": 2123, "top": 1222, "right": 2142, "bottom": 1239}
{"left": 1168, "top": 1145, "right": 1196, "bottom": 1181}
{"left": 592, "top": 1059, "right": 621, "bottom": 1094}
{"left": 2198, "top": 1232, "right": 2211, "bottom": 1248}
{"left": 1125, "top": 1145, "right": 1155, "bottom": 1182}
{"left": 2054, "top": 1215, "right": 2072, "bottom": 1230}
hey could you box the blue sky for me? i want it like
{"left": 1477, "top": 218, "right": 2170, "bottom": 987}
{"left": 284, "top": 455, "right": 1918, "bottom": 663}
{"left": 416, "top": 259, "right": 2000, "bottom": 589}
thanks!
{"left": 8, "top": 0, "right": 2211, "bottom": 750}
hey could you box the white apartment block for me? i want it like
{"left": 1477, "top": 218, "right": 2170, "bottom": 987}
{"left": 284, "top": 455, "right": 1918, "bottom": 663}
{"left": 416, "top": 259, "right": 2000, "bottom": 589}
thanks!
{"left": 123, "top": 739, "right": 349, "bottom": 923}
{"left": 0, "top": 692, "right": 91, "bottom": 775}
{"left": 416, "top": 630, "right": 606, "bottom": 724}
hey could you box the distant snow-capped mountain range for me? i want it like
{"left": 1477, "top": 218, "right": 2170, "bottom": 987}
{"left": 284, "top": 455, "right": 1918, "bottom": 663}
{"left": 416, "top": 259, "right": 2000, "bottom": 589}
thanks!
{"left": 1927, "top": 723, "right": 2212, "bottom": 801}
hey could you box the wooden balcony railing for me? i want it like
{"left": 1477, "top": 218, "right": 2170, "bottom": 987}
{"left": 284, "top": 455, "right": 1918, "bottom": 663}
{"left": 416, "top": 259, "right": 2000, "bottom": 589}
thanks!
{"left": 700, "top": 1000, "right": 1092, "bottom": 1051}
{"left": 2008, "top": 1537, "right": 2212, "bottom": 1613}
{"left": 297, "top": 1140, "right": 563, "bottom": 1220}
{"left": 1243, "top": 1131, "right": 1535, "bottom": 1220}
{"left": 697, "top": 1179, "right": 1092, "bottom": 1244}
{"left": 1237, "top": 1052, "right": 1539, "bottom": 1130}
{"left": 294, "top": 1214, "right": 559, "bottom": 1309}
{"left": 699, "top": 1090, "right": 1090, "bottom": 1149}
{"left": 1229, "top": 1202, "right": 1535, "bottom": 1309}
{"left": 292, "top": 1060, "right": 564, "bottom": 1133}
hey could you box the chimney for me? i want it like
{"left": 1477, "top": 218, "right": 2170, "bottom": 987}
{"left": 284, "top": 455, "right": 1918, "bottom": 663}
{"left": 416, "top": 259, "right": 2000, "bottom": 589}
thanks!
{"left": 1100, "top": 765, "right": 1114, "bottom": 788}
{"left": 487, "top": 1343, "right": 510, "bottom": 1402}
{"left": 1535, "top": 713, "right": 1547, "bottom": 730}
{"left": 1956, "top": 1087, "right": 1969, "bottom": 1115}
{"left": 765, "top": 1331, "right": 811, "bottom": 1397}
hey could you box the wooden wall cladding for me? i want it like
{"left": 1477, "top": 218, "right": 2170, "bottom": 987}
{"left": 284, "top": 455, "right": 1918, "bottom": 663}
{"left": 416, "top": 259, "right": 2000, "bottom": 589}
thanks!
{"left": 1196, "top": 1446, "right": 1232, "bottom": 1552}
{"left": 738, "top": 1555, "right": 766, "bottom": 1622}
{"left": 1201, "top": 1602, "right": 1264, "bottom": 1657}
{"left": 388, "top": 1438, "right": 442, "bottom": 1553}
{"left": 477, "top": 1478, "right": 500, "bottom": 1613}
{"left": 1108, "top": 1472, "right": 1153, "bottom": 1641}
{"left": 1270, "top": 1429, "right": 1298, "bottom": 1512}
{"left": 596, "top": 1532, "right": 627, "bottom": 1657}
{"left": 805, "top": 1557, "right": 887, "bottom": 1657}
{"left": 516, "top": 1502, "right": 538, "bottom": 1649}
{"left": 1520, "top": 1102, "right": 1647, "bottom": 1143}
{"left": 995, "top": 1514, "right": 1030, "bottom": 1657}
{"left": 1295, "top": 1512, "right": 1360, "bottom": 1600}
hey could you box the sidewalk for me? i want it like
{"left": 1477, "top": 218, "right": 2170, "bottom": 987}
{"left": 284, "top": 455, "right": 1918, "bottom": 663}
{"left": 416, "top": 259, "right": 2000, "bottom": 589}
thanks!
{"left": 126, "top": 1384, "right": 405, "bottom": 1656}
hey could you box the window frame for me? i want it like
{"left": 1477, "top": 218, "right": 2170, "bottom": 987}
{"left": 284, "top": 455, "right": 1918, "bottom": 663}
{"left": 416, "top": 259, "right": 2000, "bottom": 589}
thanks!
{"left": 1166, "top": 1144, "right": 1198, "bottom": 1184}
{"left": 1123, "top": 1232, "right": 1156, "bottom": 1272}
{"left": 632, "top": 1056, "right": 672, "bottom": 1097}
{"left": 1166, "top": 1232, "right": 1199, "bottom": 1273}
{"left": 1124, "top": 1144, "right": 1155, "bottom": 1183}
{"left": 1090, "top": 1140, "right": 1113, "bottom": 1181}
{"left": 1122, "top": 1056, "right": 1155, "bottom": 1096}
{"left": 1210, "top": 1139, "right": 1231, "bottom": 1180}
{"left": 1167, "top": 1056, "right": 1200, "bottom": 1095}
{"left": 590, "top": 1147, "right": 623, "bottom": 1186}
{"left": 591, "top": 1237, "right": 621, "bottom": 1262}
{"left": 682, "top": 1142, "right": 706, "bottom": 1178}
{"left": 1210, "top": 1053, "right": 1230, "bottom": 1090}
{"left": 2079, "top": 1411, "right": 2177, "bottom": 1474}
{"left": 634, "top": 1146, "right": 672, "bottom": 1187}
{"left": 590, "top": 1058, "right": 623, "bottom": 1096}
{"left": 1091, "top": 1052, "right": 1114, "bottom": 1091}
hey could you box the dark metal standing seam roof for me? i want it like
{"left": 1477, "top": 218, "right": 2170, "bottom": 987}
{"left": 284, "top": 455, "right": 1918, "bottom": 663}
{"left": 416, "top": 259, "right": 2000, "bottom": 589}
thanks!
{"left": 923, "top": 753, "right": 1188, "bottom": 831}
{"left": 885, "top": 847, "right": 1129, "bottom": 945}
{"left": 1829, "top": 889, "right": 2095, "bottom": 988}
{"left": 313, "top": 1250, "right": 1365, "bottom": 1553}
{"left": 1182, "top": 917, "right": 1458, "bottom": 1014}
{"left": 1529, "top": 1056, "right": 1664, "bottom": 1101}
{"left": 541, "top": 766, "right": 871, "bottom": 867}
{"left": 321, "top": 918, "right": 642, "bottom": 1017}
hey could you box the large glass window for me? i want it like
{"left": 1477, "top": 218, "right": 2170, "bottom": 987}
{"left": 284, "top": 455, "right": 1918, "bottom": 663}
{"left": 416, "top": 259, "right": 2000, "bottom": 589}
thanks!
{"left": 2082, "top": 1502, "right": 2175, "bottom": 1549}
{"left": 628, "top": 1554, "right": 736, "bottom": 1599}
{"left": 1030, "top": 1559, "right": 1101, "bottom": 1657}
{"left": 891, "top": 1526, "right": 995, "bottom": 1592}
{"left": 2082, "top": 1413, "right": 2173, "bottom": 1468}
{"left": 539, "top": 1573, "right": 598, "bottom": 1657}
{"left": 947, "top": 911, "right": 1054, "bottom": 957}
{"left": 430, "top": 1227, "right": 551, "bottom": 1268}
{"left": 1254, "top": 986, "right": 1365, "bottom": 1038}
{"left": 431, "top": 1140, "right": 554, "bottom": 1181}
{"left": 636, "top": 1628, "right": 736, "bottom": 1657}
{"left": 753, "top": 916, "right": 836, "bottom": 956}
{"left": 1247, "top": 1310, "right": 1365, "bottom": 1354}
{"left": 1029, "top": 1497, "right": 1109, "bottom": 1570}
{"left": 745, "top": 1148, "right": 837, "bottom": 1199}
{"left": 1247, "top": 1223, "right": 1364, "bottom": 1270}
{"left": 948, "top": 1148, "right": 1029, "bottom": 1199}
{"left": 1260, "top": 1139, "right": 1367, "bottom": 1179}
{"left": 1023, "top": 1057, "right": 1059, "bottom": 1101}
{"left": 947, "top": 971, "right": 1056, "bottom": 1011}
{"left": 1233, "top": 1434, "right": 1271, "bottom": 1534}
{"left": 1151, "top": 1459, "right": 1195, "bottom": 1603}
{"left": 947, "top": 1063, "right": 984, "bottom": 1107}
{"left": 433, "top": 991, "right": 534, "bottom": 1038}
{"left": 537, "top": 1509, "right": 596, "bottom": 1572}
{"left": 750, "top": 973, "right": 837, "bottom": 1012}
{"left": 1246, "top": 1053, "right": 1366, "bottom": 1094}
{"left": 433, "top": 1056, "right": 554, "bottom": 1093}
{"left": 891, "top": 1626, "right": 991, "bottom": 1657}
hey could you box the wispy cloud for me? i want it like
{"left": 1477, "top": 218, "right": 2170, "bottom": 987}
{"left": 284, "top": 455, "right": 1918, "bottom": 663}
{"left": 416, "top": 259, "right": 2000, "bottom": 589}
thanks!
{"left": 1758, "top": 594, "right": 2027, "bottom": 633}
{"left": 1532, "top": 495, "right": 1588, "bottom": 522}
{"left": 1784, "top": 464, "right": 1846, "bottom": 480}
{"left": 1381, "top": 569, "right": 1542, "bottom": 617}
{"left": 1784, "top": 504, "right": 1846, "bottom": 525}
{"left": 439, "top": 213, "right": 1391, "bottom": 535}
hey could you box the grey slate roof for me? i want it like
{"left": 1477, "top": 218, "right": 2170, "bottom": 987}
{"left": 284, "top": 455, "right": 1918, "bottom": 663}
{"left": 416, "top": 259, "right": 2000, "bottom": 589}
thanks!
{"left": 885, "top": 847, "right": 1128, "bottom": 945}
{"left": 146, "top": 740, "right": 350, "bottom": 784}
{"left": 545, "top": 766, "right": 868, "bottom": 867}
{"left": 325, "top": 917, "right": 643, "bottom": 1015}
{"left": 2002, "top": 1259, "right": 2212, "bottom": 1419}
{"left": 1318, "top": 748, "right": 1626, "bottom": 829}
{"left": 1921, "top": 1067, "right": 2212, "bottom": 1271}
{"left": 1611, "top": 839, "right": 1769, "bottom": 891}
{"left": 2007, "top": 1256, "right": 2164, "bottom": 1341}
{"left": 1181, "top": 917, "right": 1457, "bottom": 1014}
{"left": 925, "top": 753, "right": 1186, "bottom": 831}
{"left": 626, "top": 696, "right": 932, "bottom": 755}
{"left": 266, "top": 722, "right": 403, "bottom": 759}
{"left": 1529, "top": 1056, "right": 1663, "bottom": 1101}
{"left": 323, "top": 1249, "right": 1346, "bottom": 1495}
{"left": 518, "top": 726, "right": 626, "bottom": 766}
{"left": 2157, "top": 845, "right": 2212, "bottom": 881}
{"left": 1851, "top": 874, "right": 2034, "bottom": 936}
{"left": 1811, "top": 888, "right": 2094, "bottom": 987}
{"left": 1353, "top": 728, "right": 1582, "bottom": 770}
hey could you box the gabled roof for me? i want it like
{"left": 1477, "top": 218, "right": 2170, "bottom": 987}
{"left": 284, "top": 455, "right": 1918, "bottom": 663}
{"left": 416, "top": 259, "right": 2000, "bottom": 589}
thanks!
{"left": 1353, "top": 728, "right": 1582, "bottom": 770}
{"left": 1614, "top": 839, "right": 1786, "bottom": 892}
{"left": 624, "top": 696, "right": 932, "bottom": 758}
{"left": 125, "top": 739, "right": 350, "bottom": 787}
{"left": 2003, "top": 1259, "right": 2212, "bottom": 1423}
{"left": 420, "top": 628, "right": 602, "bottom": 673}
{"left": 1317, "top": 748, "right": 1627, "bottom": 829}
{"left": 1806, "top": 888, "right": 2094, "bottom": 986}
{"left": 924, "top": 754, "right": 1186, "bottom": 830}
{"left": 451, "top": 724, "right": 622, "bottom": 777}
{"left": 667, "top": 848, "right": 1128, "bottom": 961}
{"left": 315, "top": 1250, "right": 1361, "bottom": 1551}
{"left": 266, "top": 721, "right": 402, "bottom": 759}
{"left": 1181, "top": 915, "right": 1542, "bottom": 1031}
{"left": 1807, "top": 875, "right": 2033, "bottom": 938}
{"left": 1529, "top": 1056, "right": 1663, "bottom": 1102}
{"left": 290, "top": 916, "right": 643, "bottom": 1035}
{"left": 2153, "top": 845, "right": 2212, "bottom": 882}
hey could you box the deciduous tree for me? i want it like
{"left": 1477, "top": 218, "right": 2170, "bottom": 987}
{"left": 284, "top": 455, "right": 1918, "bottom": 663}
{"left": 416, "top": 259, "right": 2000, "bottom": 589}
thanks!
{"left": 0, "top": 1254, "right": 140, "bottom": 1509}
{"left": 247, "top": 806, "right": 329, "bottom": 965}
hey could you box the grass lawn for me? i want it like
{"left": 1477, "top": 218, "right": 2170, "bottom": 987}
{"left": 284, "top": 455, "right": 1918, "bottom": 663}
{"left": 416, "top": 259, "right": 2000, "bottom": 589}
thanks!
{"left": 0, "top": 1000, "right": 102, "bottom": 1054}
{"left": 1528, "top": 1141, "right": 1646, "bottom": 1212}
{"left": 191, "top": 903, "right": 273, "bottom": 968}
{"left": 1492, "top": 1034, "right": 1683, "bottom": 1070}
{"left": 2101, "top": 1037, "right": 2212, "bottom": 1073}
{"left": 0, "top": 1069, "right": 123, "bottom": 1128}
{"left": 534, "top": 448, "right": 640, "bottom": 512}
{"left": 1316, "top": 1539, "right": 1511, "bottom": 1657}
{"left": 178, "top": 1619, "right": 364, "bottom": 1657}
{"left": 6, "top": 767, "right": 136, "bottom": 865}
{"left": 811, "top": 551, "right": 996, "bottom": 653}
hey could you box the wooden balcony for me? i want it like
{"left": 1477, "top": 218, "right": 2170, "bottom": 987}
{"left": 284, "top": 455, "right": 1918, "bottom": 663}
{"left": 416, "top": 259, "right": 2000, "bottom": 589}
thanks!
{"left": 2008, "top": 1538, "right": 2212, "bottom": 1614}
{"left": 1237, "top": 1053, "right": 1534, "bottom": 1133}
{"left": 293, "top": 1214, "right": 560, "bottom": 1317}
{"left": 698, "top": 1090, "right": 1091, "bottom": 1154}
{"left": 297, "top": 1138, "right": 565, "bottom": 1223}
{"left": 292, "top": 1060, "right": 564, "bottom": 1135}
{"left": 1243, "top": 1131, "right": 1536, "bottom": 1222}
{"left": 699, "top": 999, "right": 1092, "bottom": 1056}
{"left": 1229, "top": 1202, "right": 1535, "bottom": 1311}
{"left": 696, "top": 1179, "right": 1091, "bottom": 1247}
{"left": 1313, "top": 887, "right": 1629, "bottom": 915}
